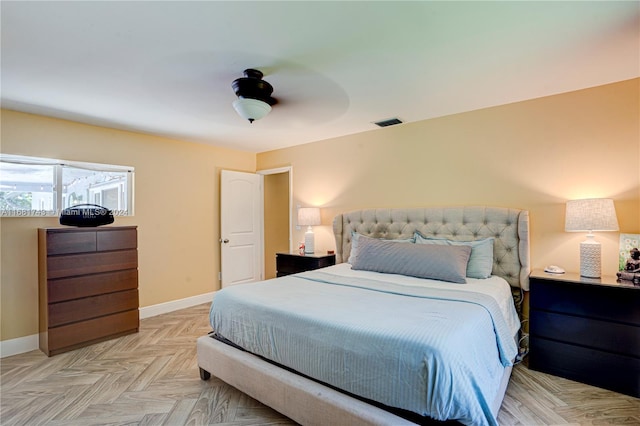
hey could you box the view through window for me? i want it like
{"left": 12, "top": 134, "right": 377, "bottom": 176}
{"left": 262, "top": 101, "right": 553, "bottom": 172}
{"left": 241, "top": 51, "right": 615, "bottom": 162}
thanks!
{"left": 0, "top": 155, "right": 134, "bottom": 217}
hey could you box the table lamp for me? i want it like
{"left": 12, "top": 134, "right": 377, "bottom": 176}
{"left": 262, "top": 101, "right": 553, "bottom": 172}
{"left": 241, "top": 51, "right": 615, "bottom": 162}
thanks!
{"left": 565, "top": 198, "right": 619, "bottom": 278}
{"left": 298, "top": 207, "right": 321, "bottom": 254}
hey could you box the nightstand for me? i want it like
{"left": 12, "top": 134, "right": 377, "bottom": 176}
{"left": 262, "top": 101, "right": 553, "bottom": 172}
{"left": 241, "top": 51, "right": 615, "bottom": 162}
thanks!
{"left": 529, "top": 270, "right": 639, "bottom": 397}
{"left": 275, "top": 252, "right": 336, "bottom": 277}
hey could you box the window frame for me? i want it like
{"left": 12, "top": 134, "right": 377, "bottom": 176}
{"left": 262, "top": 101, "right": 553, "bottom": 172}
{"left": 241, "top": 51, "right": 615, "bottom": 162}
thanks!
{"left": 0, "top": 154, "right": 134, "bottom": 217}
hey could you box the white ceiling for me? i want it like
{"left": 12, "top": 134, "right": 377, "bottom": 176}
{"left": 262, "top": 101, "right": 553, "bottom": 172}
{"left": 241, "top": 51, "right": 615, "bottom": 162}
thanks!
{"left": 1, "top": 1, "right": 638, "bottom": 153}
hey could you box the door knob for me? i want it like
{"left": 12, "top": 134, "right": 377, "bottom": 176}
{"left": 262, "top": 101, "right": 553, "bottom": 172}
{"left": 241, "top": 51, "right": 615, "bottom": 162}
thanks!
{"left": 220, "top": 239, "right": 229, "bottom": 244}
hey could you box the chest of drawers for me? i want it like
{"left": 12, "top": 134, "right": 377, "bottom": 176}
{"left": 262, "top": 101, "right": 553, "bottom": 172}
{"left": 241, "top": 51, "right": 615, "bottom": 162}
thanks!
{"left": 529, "top": 270, "right": 639, "bottom": 397}
{"left": 38, "top": 226, "right": 139, "bottom": 356}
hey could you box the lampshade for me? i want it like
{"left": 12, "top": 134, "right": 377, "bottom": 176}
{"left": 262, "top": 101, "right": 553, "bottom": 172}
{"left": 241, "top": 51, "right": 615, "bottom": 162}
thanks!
{"left": 565, "top": 198, "right": 619, "bottom": 232}
{"left": 565, "top": 198, "right": 619, "bottom": 278}
{"left": 298, "top": 207, "right": 321, "bottom": 227}
{"left": 232, "top": 98, "right": 272, "bottom": 123}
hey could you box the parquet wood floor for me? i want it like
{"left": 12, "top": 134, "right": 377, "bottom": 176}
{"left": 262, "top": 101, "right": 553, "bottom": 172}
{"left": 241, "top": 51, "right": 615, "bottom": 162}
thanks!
{"left": 1, "top": 303, "right": 638, "bottom": 425}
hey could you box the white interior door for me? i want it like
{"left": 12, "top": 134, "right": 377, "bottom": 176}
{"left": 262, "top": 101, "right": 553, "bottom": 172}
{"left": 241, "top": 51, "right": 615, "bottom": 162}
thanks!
{"left": 220, "top": 170, "right": 263, "bottom": 287}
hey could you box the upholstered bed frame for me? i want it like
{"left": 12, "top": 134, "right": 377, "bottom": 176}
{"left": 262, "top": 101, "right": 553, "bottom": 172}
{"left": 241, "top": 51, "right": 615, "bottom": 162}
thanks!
{"left": 197, "top": 206, "right": 530, "bottom": 425}
{"left": 334, "top": 206, "right": 530, "bottom": 290}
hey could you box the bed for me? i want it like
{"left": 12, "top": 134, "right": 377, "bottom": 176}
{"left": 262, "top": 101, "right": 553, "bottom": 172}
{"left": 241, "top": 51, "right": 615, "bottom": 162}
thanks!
{"left": 197, "top": 206, "right": 530, "bottom": 426}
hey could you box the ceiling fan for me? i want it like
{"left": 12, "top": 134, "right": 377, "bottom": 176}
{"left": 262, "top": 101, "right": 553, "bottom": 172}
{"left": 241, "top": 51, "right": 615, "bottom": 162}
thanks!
{"left": 231, "top": 69, "right": 277, "bottom": 123}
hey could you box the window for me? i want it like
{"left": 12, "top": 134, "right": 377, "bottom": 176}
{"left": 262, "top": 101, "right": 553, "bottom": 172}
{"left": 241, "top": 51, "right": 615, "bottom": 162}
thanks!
{"left": 0, "top": 154, "right": 134, "bottom": 217}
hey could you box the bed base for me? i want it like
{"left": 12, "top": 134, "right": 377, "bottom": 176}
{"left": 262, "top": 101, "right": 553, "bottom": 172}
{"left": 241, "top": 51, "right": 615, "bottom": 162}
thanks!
{"left": 197, "top": 335, "right": 512, "bottom": 425}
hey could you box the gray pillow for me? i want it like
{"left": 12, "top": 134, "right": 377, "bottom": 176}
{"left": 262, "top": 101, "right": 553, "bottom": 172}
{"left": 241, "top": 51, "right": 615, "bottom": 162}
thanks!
{"left": 351, "top": 237, "right": 472, "bottom": 283}
{"left": 414, "top": 233, "right": 495, "bottom": 279}
{"left": 348, "top": 232, "right": 415, "bottom": 264}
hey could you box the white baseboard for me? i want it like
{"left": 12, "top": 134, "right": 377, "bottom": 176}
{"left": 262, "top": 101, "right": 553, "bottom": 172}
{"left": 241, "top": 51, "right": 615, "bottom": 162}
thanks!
{"left": 0, "top": 334, "right": 39, "bottom": 358}
{"left": 139, "top": 291, "right": 215, "bottom": 319}
{"left": 1, "top": 291, "right": 216, "bottom": 358}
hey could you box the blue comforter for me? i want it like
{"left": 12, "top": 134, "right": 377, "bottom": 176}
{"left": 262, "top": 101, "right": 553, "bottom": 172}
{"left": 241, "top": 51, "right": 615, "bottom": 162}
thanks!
{"left": 210, "top": 269, "right": 518, "bottom": 426}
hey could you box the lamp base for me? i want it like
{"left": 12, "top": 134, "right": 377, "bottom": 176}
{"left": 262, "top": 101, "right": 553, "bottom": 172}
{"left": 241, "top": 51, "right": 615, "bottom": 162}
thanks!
{"left": 304, "top": 228, "right": 315, "bottom": 254}
{"left": 580, "top": 234, "right": 601, "bottom": 278}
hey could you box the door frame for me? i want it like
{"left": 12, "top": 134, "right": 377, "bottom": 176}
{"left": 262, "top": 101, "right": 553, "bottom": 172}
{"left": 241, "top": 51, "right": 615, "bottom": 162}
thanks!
{"left": 257, "top": 166, "right": 293, "bottom": 254}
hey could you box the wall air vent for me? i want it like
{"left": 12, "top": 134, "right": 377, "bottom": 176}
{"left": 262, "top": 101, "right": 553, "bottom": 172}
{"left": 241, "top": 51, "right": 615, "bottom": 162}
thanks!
{"left": 374, "top": 117, "right": 403, "bottom": 127}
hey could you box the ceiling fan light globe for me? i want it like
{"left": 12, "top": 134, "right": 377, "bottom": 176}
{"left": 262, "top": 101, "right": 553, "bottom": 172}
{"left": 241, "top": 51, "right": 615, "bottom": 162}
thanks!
{"left": 233, "top": 98, "right": 272, "bottom": 123}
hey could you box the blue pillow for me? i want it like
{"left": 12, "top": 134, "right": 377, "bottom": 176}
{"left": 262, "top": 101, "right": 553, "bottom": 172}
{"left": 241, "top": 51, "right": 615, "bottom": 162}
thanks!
{"left": 414, "top": 233, "right": 494, "bottom": 279}
{"left": 351, "top": 237, "right": 471, "bottom": 284}
{"left": 348, "top": 232, "right": 415, "bottom": 264}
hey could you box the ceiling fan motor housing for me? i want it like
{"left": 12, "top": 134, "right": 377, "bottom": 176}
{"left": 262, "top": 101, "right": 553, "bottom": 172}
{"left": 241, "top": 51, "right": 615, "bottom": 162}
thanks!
{"left": 232, "top": 69, "right": 276, "bottom": 105}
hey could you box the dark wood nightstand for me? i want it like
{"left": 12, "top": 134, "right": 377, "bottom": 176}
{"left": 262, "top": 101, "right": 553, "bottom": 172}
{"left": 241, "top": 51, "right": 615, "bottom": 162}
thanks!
{"left": 275, "top": 252, "right": 336, "bottom": 277}
{"left": 529, "top": 270, "right": 639, "bottom": 397}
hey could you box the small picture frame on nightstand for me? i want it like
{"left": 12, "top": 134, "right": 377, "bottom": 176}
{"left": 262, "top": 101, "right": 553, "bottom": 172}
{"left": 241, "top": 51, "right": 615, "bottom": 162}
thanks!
{"left": 618, "top": 233, "right": 640, "bottom": 284}
{"left": 619, "top": 233, "right": 640, "bottom": 271}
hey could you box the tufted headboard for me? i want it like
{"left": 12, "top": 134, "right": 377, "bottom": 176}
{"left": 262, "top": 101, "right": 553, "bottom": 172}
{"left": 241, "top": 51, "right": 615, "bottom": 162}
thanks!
{"left": 333, "top": 206, "right": 530, "bottom": 290}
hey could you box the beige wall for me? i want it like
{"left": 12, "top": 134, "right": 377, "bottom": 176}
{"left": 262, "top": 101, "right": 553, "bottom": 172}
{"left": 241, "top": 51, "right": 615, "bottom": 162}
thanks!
{"left": 1, "top": 110, "right": 255, "bottom": 342}
{"left": 257, "top": 79, "right": 640, "bottom": 275}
